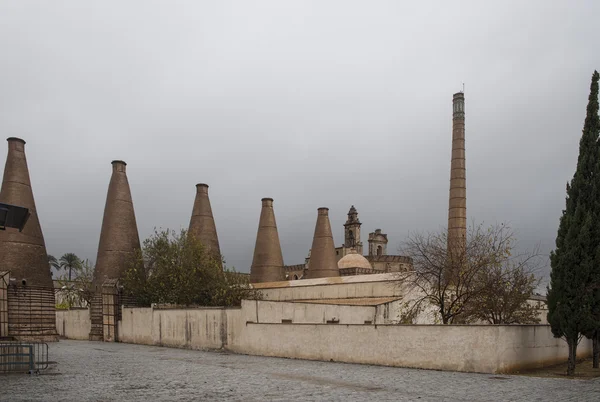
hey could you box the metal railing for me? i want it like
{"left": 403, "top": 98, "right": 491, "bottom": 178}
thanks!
{"left": 0, "top": 341, "right": 49, "bottom": 374}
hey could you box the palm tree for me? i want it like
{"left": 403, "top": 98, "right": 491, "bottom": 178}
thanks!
{"left": 59, "top": 253, "right": 82, "bottom": 281}
{"left": 48, "top": 254, "right": 59, "bottom": 268}
{"left": 48, "top": 254, "right": 59, "bottom": 277}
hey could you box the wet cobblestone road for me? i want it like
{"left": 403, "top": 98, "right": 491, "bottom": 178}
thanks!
{"left": 0, "top": 340, "right": 598, "bottom": 401}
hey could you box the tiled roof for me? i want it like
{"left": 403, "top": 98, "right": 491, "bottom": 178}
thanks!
{"left": 293, "top": 297, "right": 402, "bottom": 306}
{"left": 366, "top": 255, "right": 412, "bottom": 264}
{"left": 251, "top": 272, "right": 410, "bottom": 289}
{"left": 283, "top": 264, "right": 305, "bottom": 271}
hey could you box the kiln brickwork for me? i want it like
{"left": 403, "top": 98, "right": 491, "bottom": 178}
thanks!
{"left": 92, "top": 161, "right": 141, "bottom": 287}
{"left": 188, "top": 183, "right": 221, "bottom": 263}
{"left": 250, "top": 198, "right": 284, "bottom": 283}
{"left": 90, "top": 160, "right": 140, "bottom": 341}
{"left": 304, "top": 208, "right": 339, "bottom": 279}
{"left": 0, "top": 138, "right": 57, "bottom": 341}
{"left": 0, "top": 138, "right": 52, "bottom": 288}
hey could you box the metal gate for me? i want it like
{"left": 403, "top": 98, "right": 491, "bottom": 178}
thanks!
{"left": 89, "top": 293, "right": 103, "bottom": 341}
{"left": 0, "top": 341, "right": 49, "bottom": 373}
{"left": 0, "top": 272, "right": 8, "bottom": 339}
{"left": 6, "top": 285, "right": 57, "bottom": 340}
{"left": 102, "top": 279, "right": 120, "bottom": 342}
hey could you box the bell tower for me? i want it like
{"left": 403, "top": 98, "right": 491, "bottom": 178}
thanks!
{"left": 343, "top": 205, "right": 363, "bottom": 255}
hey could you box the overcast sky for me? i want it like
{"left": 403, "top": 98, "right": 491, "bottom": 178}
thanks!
{"left": 1, "top": 1, "right": 599, "bottom": 284}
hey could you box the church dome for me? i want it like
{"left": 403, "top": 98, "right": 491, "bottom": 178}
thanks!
{"left": 338, "top": 249, "right": 372, "bottom": 270}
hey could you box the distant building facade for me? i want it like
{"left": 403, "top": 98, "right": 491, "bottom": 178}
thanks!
{"left": 284, "top": 206, "right": 412, "bottom": 280}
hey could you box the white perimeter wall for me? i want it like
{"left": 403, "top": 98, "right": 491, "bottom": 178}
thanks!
{"left": 56, "top": 308, "right": 91, "bottom": 340}
{"left": 228, "top": 322, "right": 592, "bottom": 373}
{"left": 117, "top": 301, "right": 375, "bottom": 349}
{"left": 55, "top": 300, "right": 592, "bottom": 374}
{"left": 119, "top": 307, "right": 229, "bottom": 350}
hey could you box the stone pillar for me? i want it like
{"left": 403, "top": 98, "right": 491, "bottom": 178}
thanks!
{"left": 188, "top": 183, "right": 222, "bottom": 263}
{"left": 448, "top": 92, "right": 467, "bottom": 252}
{"left": 90, "top": 160, "right": 140, "bottom": 341}
{"left": 250, "top": 198, "right": 284, "bottom": 283}
{"left": 305, "top": 208, "right": 340, "bottom": 279}
{"left": 0, "top": 138, "right": 52, "bottom": 288}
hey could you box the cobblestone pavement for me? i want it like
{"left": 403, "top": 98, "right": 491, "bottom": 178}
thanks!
{"left": 0, "top": 340, "right": 598, "bottom": 401}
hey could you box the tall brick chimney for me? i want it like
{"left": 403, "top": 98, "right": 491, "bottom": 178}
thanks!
{"left": 448, "top": 92, "right": 466, "bottom": 251}
{"left": 93, "top": 160, "right": 141, "bottom": 287}
{"left": 305, "top": 207, "right": 340, "bottom": 279}
{"left": 0, "top": 137, "right": 52, "bottom": 287}
{"left": 250, "top": 198, "right": 284, "bottom": 283}
{"left": 188, "top": 183, "right": 221, "bottom": 263}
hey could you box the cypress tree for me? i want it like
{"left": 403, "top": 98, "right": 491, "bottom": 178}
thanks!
{"left": 547, "top": 70, "right": 599, "bottom": 376}
{"left": 589, "top": 70, "right": 600, "bottom": 368}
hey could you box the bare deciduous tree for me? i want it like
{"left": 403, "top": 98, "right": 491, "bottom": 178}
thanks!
{"left": 465, "top": 262, "right": 542, "bottom": 324}
{"left": 400, "top": 222, "right": 542, "bottom": 324}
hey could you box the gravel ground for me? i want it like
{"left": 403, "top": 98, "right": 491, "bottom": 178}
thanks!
{"left": 0, "top": 340, "right": 598, "bottom": 401}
